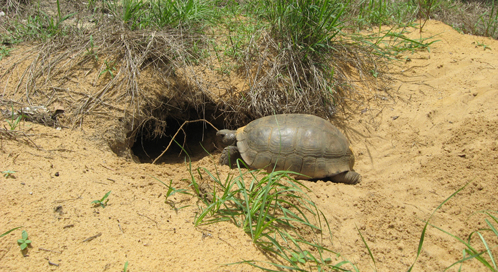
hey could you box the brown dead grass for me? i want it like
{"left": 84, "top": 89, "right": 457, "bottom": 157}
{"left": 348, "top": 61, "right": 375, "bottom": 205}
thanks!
{"left": 1, "top": 11, "right": 387, "bottom": 162}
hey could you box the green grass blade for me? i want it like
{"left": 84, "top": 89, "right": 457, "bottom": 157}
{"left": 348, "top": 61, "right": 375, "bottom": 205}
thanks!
{"left": 356, "top": 224, "right": 377, "bottom": 269}
{"left": 429, "top": 222, "right": 476, "bottom": 252}
{"left": 485, "top": 217, "right": 498, "bottom": 237}
{"left": 444, "top": 249, "right": 490, "bottom": 271}
{"left": 476, "top": 231, "right": 496, "bottom": 270}
{"left": 407, "top": 181, "right": 470, "bottom": 271}
{"left": 194, "top": 202, "right": 218, "bottom": 226}
{"left": 1, "top": 226, "right": 22, "bottom": 238}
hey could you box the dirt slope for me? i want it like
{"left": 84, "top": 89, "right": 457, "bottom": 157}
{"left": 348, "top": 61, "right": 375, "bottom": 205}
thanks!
{"left": 1, "top": 20, "right": 498, "bottom": 271}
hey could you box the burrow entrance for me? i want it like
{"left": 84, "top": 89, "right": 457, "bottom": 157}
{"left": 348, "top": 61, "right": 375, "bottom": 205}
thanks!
{"left": 129, "top": 105, "right": 226, "bottom": 164}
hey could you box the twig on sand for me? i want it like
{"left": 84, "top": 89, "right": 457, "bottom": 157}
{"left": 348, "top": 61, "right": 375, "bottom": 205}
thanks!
{"left": 39, "top": 247, "right": 62, "bottom": 254}
{"left": 82, "top": 232, "right": 102, "bottom": 242}
{"left": 152, "top": 119, "right": 218, "bottom": 164}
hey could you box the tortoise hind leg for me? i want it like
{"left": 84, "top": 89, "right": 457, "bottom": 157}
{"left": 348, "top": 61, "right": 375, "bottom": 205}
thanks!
{"left": 220, "top": 146, "right": 243, "bottom": 168}
{"left": 330, "top": 171, "right": 362, "bottom": 184}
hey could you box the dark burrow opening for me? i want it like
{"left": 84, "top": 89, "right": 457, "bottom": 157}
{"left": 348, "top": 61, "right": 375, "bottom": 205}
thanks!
{"left": 130, "top": 115, "right": 223, "bottom": 164}
{"left": 127, "top": 85, "right": 247, "bottom": 164}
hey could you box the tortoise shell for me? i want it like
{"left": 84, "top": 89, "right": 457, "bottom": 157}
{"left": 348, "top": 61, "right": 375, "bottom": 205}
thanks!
{"left": 235, "top": 114, "right": 356, "bottom": 180}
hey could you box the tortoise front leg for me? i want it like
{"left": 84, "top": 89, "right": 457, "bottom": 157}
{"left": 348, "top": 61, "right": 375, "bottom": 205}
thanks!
{"left": 220, "top": 146, "right": 242, "bottom": 168}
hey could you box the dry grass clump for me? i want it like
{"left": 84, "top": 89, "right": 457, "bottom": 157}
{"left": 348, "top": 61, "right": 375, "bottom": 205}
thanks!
{"left": 1, "top": 23, "right": 210, "bottom": 125}
{"left": 1, "top": 23, "right": 386, "bottom": 142}
{"left": 0, "top": 0, "right": 30, "bottom": 14}
{"left": 221, "top": 32, "right": 386, "bottom": 127}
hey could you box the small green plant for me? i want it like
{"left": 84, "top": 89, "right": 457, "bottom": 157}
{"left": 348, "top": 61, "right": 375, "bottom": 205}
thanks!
{"left": 401, "top": 181, "right": 498, "bottom": 271}
{"left": 17, "top": 230, "right": 31, "bottom": 251}
{"left": 354, "top": 27, "right": 438, "bottom": 59}
{"left": 92, "top": 191, "right": 111, "bottom": 208}
{"left": 216, "top": 13, "right": 265, "bottom": 63}
{"left": 0, "top": 45, "right": 13, "bottom": 61}
{"left": 87, "top": 0, "right": 98, "bottom": 10}
{"left": 357, "top": 225, "right": 378, "bottom": 270}
{"left": 414, "top": 0, "right": 446, "bottom": 32}
{"left": 356, "top": 183, "right": 482, "bottom": 272}
{"left": 355, "top": 0, "right": 418, "bottom": 27}
{"left": 6, "top": 105, "right": 25, "bottom": 131}
{"left": 474, "top": 41, "right": 491, "bottom": 51}
{"left": 154, "top": 177, "right": 192, "bottom": 211}
{"left": 370, "top": 69, "right": 379, "bottom": 78}
{"left": 123, "top": 261, "right": 129, "bottom": 272}
{"left": 121, "top": 0, "right": 145, "bottom": 29}
{"left": 99, "top": 60, "right": 117, "bottom": 78}
{"left": 2, "top": 170, "right": 16, "bottom": 178}
{"left": 156, "top": 178, "right": 191, "bottom": 202}
{"left": 85, "top": 35, "right": 99, "bottom": 61}
{"left": 49, "top": 0, "right": 77, "bottom": 35}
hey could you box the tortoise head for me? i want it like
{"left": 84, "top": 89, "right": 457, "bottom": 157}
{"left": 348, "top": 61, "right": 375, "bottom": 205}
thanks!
{"left": 216, "top": 129, "right": 238, "bottom": 146}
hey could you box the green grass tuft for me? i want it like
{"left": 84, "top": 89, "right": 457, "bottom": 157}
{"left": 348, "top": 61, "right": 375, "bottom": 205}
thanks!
{"left": 181, "top": 153, "right": 357, "bottom": 271}
{"left": 262, "top": 0, "right": 346, "bottom": 55}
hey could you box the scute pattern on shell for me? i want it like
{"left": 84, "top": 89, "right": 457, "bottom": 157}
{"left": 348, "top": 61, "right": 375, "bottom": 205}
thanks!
{"left": 235, "top": 114, "right": 354, "bottom": 179}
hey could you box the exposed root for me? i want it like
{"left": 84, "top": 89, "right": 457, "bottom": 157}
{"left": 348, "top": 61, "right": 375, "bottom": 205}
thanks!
{"left": 151, "top": 119, "right": 218, "bottom": 164}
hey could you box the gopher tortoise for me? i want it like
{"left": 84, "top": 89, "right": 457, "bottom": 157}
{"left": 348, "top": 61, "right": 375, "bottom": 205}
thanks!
{"left": 217, "top": 114, "right": 361, "bottom": 184}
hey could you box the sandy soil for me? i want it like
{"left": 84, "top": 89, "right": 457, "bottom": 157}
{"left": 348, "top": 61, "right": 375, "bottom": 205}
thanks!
{"left": 1, "top": 20, "right": 498, "bottom": 271}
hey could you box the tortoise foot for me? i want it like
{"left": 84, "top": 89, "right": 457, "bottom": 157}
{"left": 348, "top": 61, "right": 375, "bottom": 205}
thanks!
{"left": 220, "top": 146, "right": 242, "bottom": 168}
{"left": 331, "top": 171, "right": 362, "bottom": 184}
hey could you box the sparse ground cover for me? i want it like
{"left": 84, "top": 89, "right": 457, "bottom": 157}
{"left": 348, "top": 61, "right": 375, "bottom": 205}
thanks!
{"left": 1, "top": 0, "right": 498, "bottom": 271}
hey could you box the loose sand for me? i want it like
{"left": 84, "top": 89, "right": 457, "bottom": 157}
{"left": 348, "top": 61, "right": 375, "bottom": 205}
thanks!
{"left": 1, "top": 20, "right": 498, "bottom": 271}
